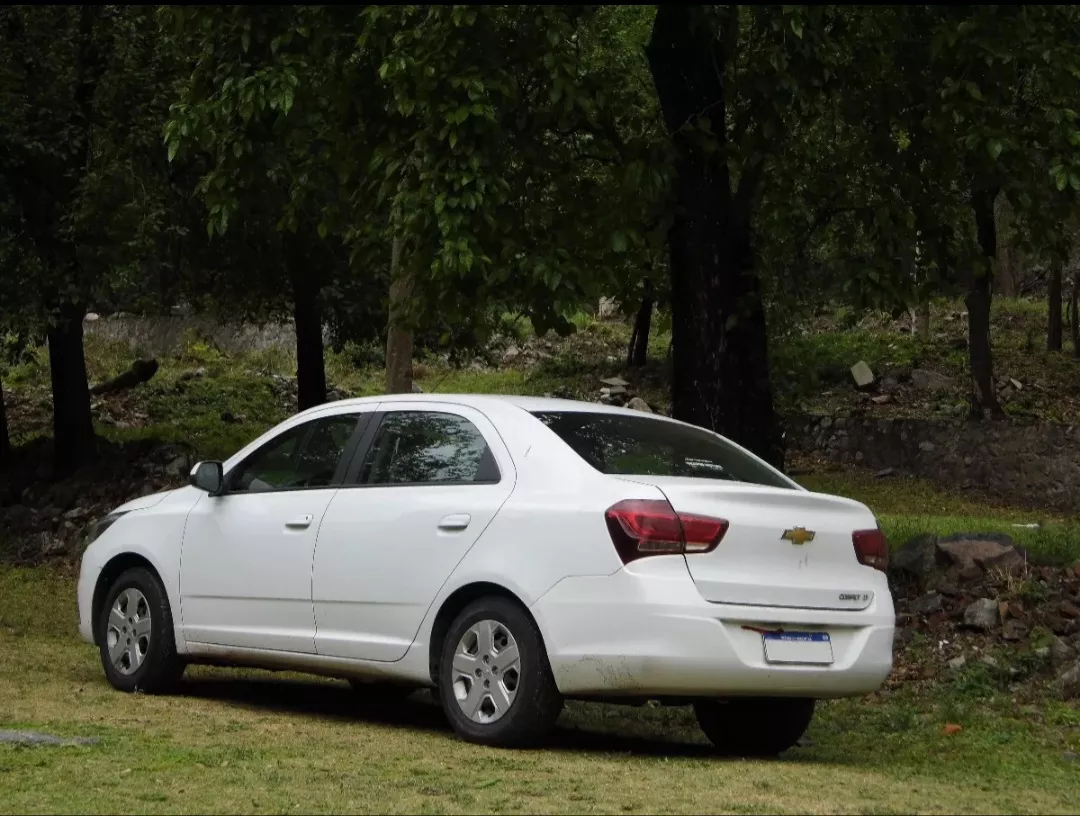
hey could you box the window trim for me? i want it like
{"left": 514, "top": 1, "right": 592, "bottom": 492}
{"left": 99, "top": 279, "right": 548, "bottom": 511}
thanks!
{"left": 219, "top": 412, "right": 372, "bottom": 496}
{"left": 340, "top": 409, "right": 503, "bottom": 489}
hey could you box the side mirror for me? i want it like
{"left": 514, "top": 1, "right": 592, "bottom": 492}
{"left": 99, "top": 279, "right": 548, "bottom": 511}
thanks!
{"left": 189, "top": 461, "right": 224, "bottom": 496}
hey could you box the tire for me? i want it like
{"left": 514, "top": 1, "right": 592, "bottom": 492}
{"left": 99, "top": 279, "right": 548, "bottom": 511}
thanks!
{"left": 694, "top": 697, "right": 815, "bottom": 757}
{"left": 437, "top": 597, "right": 563, "bottom": 748}
{"left": 97, "top": 567, "right": 185, "bottom": 694}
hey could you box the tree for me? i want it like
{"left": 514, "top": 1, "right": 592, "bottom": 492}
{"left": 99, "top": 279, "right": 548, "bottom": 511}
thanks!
{"left": 167, "top": 5, "right": 664, "bottom": 396}
{"left": 0, "top": 6, "right": 181, "bottom": 470}
{"left": 861, "top": 5, "right": 1080, "bottom": 417}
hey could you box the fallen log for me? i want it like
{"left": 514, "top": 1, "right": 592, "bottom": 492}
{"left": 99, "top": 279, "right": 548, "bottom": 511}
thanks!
{"left": 90, "top": 359, "right": 159, "bottom": 396}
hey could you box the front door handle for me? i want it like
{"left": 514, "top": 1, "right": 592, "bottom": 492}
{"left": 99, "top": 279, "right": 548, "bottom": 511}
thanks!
{"left": 438, "top": 513, "right": 471, "bottom": 532}
{"left": 285, "top": 514, "right": 314, "bottom": 530}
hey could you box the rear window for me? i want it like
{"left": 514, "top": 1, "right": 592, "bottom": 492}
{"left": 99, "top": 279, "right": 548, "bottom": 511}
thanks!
{"left": 532, "top": 411, "right": 793, "bottom": 490}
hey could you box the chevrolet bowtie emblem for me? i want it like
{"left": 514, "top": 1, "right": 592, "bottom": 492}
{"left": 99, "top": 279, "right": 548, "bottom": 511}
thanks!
{"left": 782, "top": 527, "right": 816, "bottom": 546}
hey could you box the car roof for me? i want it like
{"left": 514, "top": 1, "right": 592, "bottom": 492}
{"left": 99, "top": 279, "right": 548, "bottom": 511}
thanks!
{"left": 300, "top": 392, "right": 688, "bottom": 424}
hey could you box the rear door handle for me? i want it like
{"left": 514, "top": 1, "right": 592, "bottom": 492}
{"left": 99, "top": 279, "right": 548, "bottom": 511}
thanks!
{"left": 438, "top": 514, "right": 471, "bottom": 532}
{"left": 285, "top": 514, "right": 313, "bottom": 530}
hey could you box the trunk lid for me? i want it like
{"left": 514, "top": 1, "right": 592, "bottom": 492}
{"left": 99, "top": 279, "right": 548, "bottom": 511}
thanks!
{"left": 620, "top": 476, "right": 881, "bottom": 611}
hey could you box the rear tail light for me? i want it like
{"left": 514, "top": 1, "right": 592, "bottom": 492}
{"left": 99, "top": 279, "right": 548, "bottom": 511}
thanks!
{"left": 605, "top": 499, "right": 728, "bottom": 564}
{"left": 853, "top": 528, "right": 889, "bottom": 571}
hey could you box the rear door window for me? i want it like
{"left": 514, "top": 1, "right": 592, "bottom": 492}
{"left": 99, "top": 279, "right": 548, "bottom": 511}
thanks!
{"left": 532, "top": 411, "right": 792, "bottom": 489}
{"left": 358, "top": 411, "right": 501, "bottom": 485}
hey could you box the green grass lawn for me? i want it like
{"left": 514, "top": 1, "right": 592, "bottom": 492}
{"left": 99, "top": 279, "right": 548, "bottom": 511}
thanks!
{"left": 799, "top": 469, "right": 1080, "bottom": 565}
{"left": 0, "top": 567, "right": 1078, "bottom": 814}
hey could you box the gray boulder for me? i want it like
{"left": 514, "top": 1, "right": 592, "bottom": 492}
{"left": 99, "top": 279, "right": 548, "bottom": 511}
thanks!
{"left": 962, "top": 598, "right": 999, "bottom": 631}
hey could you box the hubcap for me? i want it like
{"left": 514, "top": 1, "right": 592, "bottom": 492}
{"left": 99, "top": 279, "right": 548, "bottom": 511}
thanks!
{"left": 106, "top": 588, "right": 151, "bottom": 676}
{"left": 451, "top": 619, "right": 521, "bottom": 724}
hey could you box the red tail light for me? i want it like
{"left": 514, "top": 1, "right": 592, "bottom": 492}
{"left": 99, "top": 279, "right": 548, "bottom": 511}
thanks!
{"left": 605, "top": 499, "right": 728, "bottom": 564}
{"left": 853, "top": 528, "right": 889, "bottom": 571}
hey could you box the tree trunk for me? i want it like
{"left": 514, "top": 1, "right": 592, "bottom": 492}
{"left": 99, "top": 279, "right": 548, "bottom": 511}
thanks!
{"left": 994, "top": 191, "right": 1018, "bottom": 298}
{"left": 647, "top": 5, "right": 781, "bottom": 467}
{"left": 47, "top": 303, "right": 95, "bottom": 473}
{"left": 292, "top": 272, "right": 327, "bottom": 412}
{"left": 385, "top": 236, "right": 414, "bottom": 394}
{"left": 626, "top": 281, "right": 655, "bottom": 367}
{"left": 0, "top": 377, "right": 10, "bottom": 469}
{"left": 1070, "top": 270, "right": 1080, "bottom": 359}
{"left": 910, "top": 302, "right": 930, "bottom": 337}
{"left": 968, "top": 188, "right": 1005, "bottom": 419}
{"left": 1048, "top": 264, "right": 1063, "bottom": 352}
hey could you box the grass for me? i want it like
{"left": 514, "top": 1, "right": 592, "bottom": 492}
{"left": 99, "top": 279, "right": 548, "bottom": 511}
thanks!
{"left": 1, "top": 569, "right": 1078, "bottom": 814}
{"left": 798, "top": 469, "right": 1080, "bottom": 564}
{"left": 774, "top": 298, "right": 1080, "bottom": 422}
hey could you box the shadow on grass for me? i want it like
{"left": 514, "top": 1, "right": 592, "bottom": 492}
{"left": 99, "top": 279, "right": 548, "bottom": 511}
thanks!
{"left": 173, "top": 673, "right": 744, "bottom": 760}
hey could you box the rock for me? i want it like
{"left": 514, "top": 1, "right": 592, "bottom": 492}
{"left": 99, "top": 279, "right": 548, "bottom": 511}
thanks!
{"left": 1072, "top": 561, "right": 1080, "bottom": 580}
{"left": 947, "top": 656, "right": 967, "bottom": 671}
{"left": 178, "top": 367, "right": 208, "bottom": 383}
{"left": 62, "top": 507, "right": 87, "bottom": 521}
{"left": 1060, "top": 661, "right": 1080, "bottom": 700}
{"left": 936, "top": 534, "right": 1023, "bottom": 578}
{"left": 871, "top": 394, "right": 891, "bottom": 405}
{"left": 607, "top": 384, "right": 628, "bottom": 397}
{"left": 1001, "top": 619, "right": 1029, "bottom": 642}
{"left": 1049, "top": 637, "right": 1077, "bottom": 669}
{"left": 891, "top": 534, "right": 942, "bottom": 591}
{"left": 962, "top": 598, "right": 999, "bottom": 631}
{"left": 874, "top": 467, "right": 895, "bottom": 478}
{"left": 881, "top": 376, "right": 899, "bottom": 392}
{"left": 83, "top": 312, "right": 100, "bottom": 322}
{"left": 918, "top": 441, "right": 936, "bottom": 453}
{"left": 501, "top": 345, "right": 521, "bottom": 364}
{"left": 164, "top": 456, "right": 189, "bottom": 478}
{"left": 850, "top": 360, "right": 875, "bottom": 389}
{"left": 0, "top": 730, "right": 98, "bottom": 746}
{"left": 911, "top": 368, "right": 953, "bottom": 392}
{"left": 911, "top": 592, "right": 944, "bottom": 616}
{"left": 1059, "top": 601, "right": 1080, "bottom": 620}
{"left": 981, "top": 656, "right": 999, "bottom": 669}
{"left": 412, "top": 381, "right": 423, "bottom": 393}
{"left": 626, "top": 397, "right": 652, "bottom": 413}
{"left": 600, "top": 376, "right": 629, "bottom": 388}
{"left": 1047, "top": 614, "right": 1073, "bottom": 636}
{"left": 1009, "top": 378, "right": 1023, "bottom": 391}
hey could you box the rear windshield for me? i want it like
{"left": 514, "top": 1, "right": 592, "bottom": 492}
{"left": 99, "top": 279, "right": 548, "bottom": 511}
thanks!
{"left": 532, "top": 411, "right": 793, "bottom": 490}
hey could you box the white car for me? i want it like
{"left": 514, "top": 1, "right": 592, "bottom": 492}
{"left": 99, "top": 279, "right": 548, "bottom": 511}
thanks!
{"left": 77, "top": 394, "right": 894, "bottom": 754}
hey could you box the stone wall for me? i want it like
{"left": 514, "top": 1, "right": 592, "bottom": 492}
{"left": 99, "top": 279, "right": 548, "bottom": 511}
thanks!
{"left": 84, "top": 314, "right": 302, "bottom": 358}
{"left": 787, "top": 413, "right": 1080, "bottom": 511}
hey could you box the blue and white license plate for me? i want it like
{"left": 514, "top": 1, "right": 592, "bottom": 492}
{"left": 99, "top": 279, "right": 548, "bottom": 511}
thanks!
{"left": 762, "top": 631, "right": 834, "bottom": 665}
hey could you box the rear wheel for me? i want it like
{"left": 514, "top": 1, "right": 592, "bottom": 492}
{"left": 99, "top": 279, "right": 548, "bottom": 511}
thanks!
{"left": 438, "top": 597, "right": 563, "bottom": 748}
{"left": 694, "top": 697, "right": 815, "bottom": 757}
{"left": 96, "top": 567, "right": 185, "bottom": 694}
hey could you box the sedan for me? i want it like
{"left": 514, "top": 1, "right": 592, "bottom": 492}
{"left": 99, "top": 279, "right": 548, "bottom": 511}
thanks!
{"left": 77, "top": 394, "right": 894, "bottom": 754}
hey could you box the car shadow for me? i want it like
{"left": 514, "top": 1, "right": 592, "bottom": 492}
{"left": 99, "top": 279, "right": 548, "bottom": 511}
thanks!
{"left": 173, "top": 673, "right": 732, "bottom": 759}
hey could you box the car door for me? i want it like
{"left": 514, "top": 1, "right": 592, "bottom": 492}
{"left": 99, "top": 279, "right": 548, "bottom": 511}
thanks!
{"left": 312, "top": 402, "right": 515, "bottom": 661}
{"left": 180, "top": 409, "right": 371, "bottom": 653}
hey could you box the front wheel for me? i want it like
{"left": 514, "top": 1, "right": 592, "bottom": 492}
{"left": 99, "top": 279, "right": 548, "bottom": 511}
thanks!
{"left": 438, "top": 597, "right": 563, "bottom": 748}
{"left": 694, "top": 697, "right": 815, "bottom": 757}
{"left": 97, "top": 567, "right": 186, "bottom": 694}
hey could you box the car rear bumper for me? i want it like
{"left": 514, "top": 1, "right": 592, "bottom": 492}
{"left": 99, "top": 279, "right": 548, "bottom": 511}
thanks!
{"left": 530, "top": 558, "right": 894, "bottom": 698}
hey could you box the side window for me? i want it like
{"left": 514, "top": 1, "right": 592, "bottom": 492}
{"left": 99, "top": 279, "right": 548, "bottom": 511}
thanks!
{"left": 359, "top": 411, "right": 500, "bottom": 486}
{"left": 229, "top": 414, "right": 359, "bottom": 493}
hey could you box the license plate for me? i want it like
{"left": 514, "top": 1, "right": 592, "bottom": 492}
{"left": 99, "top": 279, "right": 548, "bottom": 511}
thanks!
{"left": 762, "top": 631, "right": 833, "bottom": 665}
